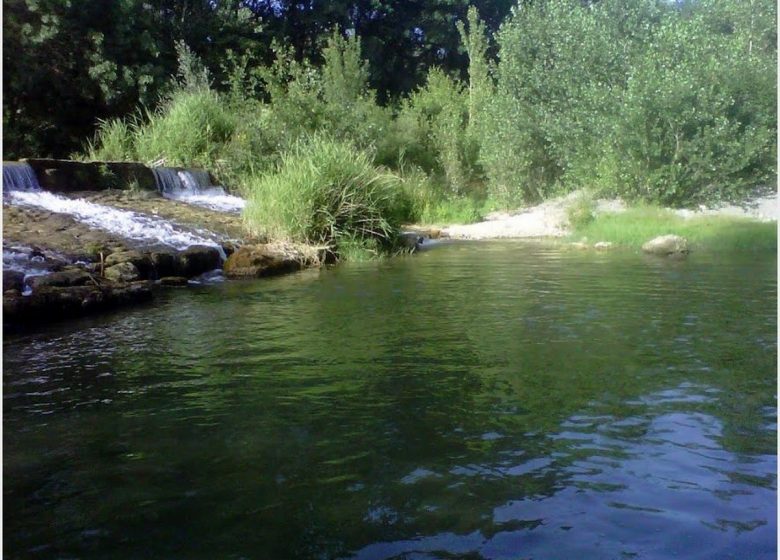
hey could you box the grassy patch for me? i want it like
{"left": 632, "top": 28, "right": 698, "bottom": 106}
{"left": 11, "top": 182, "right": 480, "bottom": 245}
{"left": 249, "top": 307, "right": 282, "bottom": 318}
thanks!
{"left": 572, "top": 206, "right": 777, "bottom": 252}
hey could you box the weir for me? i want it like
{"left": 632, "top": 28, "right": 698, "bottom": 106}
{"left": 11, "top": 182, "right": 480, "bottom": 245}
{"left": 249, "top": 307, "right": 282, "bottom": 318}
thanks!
{"left": 6, "top": 190, "right": 227, "bottom": 258}
{"left": 3, "top": 162, "right": 41, "bottom": 192}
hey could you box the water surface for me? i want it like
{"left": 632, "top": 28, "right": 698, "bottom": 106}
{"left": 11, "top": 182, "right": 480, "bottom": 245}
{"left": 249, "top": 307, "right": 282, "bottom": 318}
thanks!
{"left": 4, "top": 242, "right": 776, "bottom": 559}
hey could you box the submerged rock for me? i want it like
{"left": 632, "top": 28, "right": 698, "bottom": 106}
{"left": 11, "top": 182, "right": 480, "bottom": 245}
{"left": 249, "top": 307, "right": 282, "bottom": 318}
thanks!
{"left": 104, "top": 262, "right": 141, "bottom": 283}
{"left": 223, "top": 245, "right": 305, "bottom": 278}
{"left": 642, "top": 235, "right": 689, "bottom": 256}
{"left": 158, "top": 276, "right": 189, "bottom": 287}
{"left": 3, "top": 270, "right": 26, "bottom": 292}
{"left": 178, "top": 245, "right": 222, "bottom": 277}
{"left": 594, "top": 241, "right": 614, "bottom": 250}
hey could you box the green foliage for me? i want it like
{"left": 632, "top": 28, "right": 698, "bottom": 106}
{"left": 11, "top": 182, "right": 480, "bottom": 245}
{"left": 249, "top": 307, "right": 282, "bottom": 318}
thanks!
{"left": 134, "top": 89, "right": 236, "bottom": 168}
{"left": 242, "top": 136, "right": 407, "bottom": 254}
{"left": 394, "top": 68, "right": 473, "bottom": 195}
{"left": 174, "top": 40, "right": 212, "bottom": 93}
{"left": 484, "top": 0, "right": 776, "bottom": 207}
{"left": 85, "top": 118, "right": 137, "bottom": 161}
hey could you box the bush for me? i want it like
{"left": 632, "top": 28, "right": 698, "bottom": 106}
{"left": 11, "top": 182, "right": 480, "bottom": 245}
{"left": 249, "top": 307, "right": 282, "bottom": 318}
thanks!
{"left": 565, "top": 193, "right": 596, "bottom": 229}
{"left": 242, "top": 136, "right": 407, "bottom": 256}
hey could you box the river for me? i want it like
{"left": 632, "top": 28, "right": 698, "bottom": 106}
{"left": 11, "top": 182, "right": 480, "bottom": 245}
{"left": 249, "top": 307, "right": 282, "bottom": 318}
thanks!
{"left": 4, "top": 241, "right": 776, "bottom": 559}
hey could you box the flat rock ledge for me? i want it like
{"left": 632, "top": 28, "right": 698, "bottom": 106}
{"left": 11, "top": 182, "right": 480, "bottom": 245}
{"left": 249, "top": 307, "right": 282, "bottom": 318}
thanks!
{"left": 4, "top": 281, "right": 153, "bottom": 330}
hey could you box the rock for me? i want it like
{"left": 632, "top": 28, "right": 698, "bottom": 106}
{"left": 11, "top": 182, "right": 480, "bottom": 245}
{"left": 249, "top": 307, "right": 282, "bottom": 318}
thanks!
{"left": 149, "top": 251, "right": 178, "bottom": 278}
{"left": 642, "top": 234, "right": 689, "bottom": 256}
{"left": 3, "top": 270, "right": 26, "bottom": 292}
{"left": 28, "top": 268, "right": 93, "bottom": 289}
{"left": 594, "top": 241, "right": 614, "bottom": 250}
{"left": 3, "top": 283, "right": 153, "bottom": 329}
{"left": 399, "top": 232, "right": 424, "bottom": 252}
{"left": 104, "top": 262, "right": 141, "bottom": 283}
{"left": 178, "top": 245, "right": 222, "bottom": 277}
{"left": 105, "top": 250, "right": 153, "bottom": 278}
{"left": 158, "top": 276, "right": 189, "bottom": 287}
{"left": 223, "top": 245, "right": 304, "bottom": 278}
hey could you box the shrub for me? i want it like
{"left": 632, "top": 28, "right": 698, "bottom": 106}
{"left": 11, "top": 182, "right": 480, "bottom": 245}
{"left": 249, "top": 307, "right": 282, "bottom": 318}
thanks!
{"left": 242, "top": 136, "right": 406, "bottom": 255}
{"left": 565, "top": 193, "right": 596, "bottom": 229}
{"left": 394, "top": 68, "right": 472, "bottom": 195}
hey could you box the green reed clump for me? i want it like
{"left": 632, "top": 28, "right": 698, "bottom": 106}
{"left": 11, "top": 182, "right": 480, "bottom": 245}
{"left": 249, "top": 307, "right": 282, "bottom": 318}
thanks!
{"left": 243, "top": 136, "right": 409, "bottom": 258}
{"left": 134, "top": 89, "right": 236, "bottom": 168}
{"left": 85, "top": 118, "right": 138, "bottom": 161}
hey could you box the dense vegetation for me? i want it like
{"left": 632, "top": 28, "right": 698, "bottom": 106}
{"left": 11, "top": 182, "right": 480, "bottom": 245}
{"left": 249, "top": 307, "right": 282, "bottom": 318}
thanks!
{"left": 5, "top": 0, "right": 776, "bottom": 255}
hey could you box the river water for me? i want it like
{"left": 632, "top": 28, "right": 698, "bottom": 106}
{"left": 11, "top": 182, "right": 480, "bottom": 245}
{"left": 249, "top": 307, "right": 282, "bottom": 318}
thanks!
{"left": 4, "top": 241, "right": 776, "bottom": 559}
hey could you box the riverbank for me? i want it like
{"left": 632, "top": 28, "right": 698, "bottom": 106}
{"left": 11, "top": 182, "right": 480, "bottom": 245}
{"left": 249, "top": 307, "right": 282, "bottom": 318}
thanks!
{"left": 435, "top": 190, "right": 777, "bottom": 251}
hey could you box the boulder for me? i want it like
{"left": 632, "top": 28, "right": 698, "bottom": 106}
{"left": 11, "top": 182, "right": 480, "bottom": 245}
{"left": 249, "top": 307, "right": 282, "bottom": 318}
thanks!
{"left": 642, "top": 235, "right": 689, "bottom": 256}
{"left": 594, "top": 241, "right": 614, "bottom": 250}
{"left": 105, "top": 250, "right": 154, "bottom": 278}
{"left": 223, "top": 245, "right": 304, "bottom": 278}
{"left": 3, "top": 270, "right": 26, "bottom": 292}
{"left": 399, "top": 232, "right": 424, "bottom": 252}
{"left": 104, "top": 262, "right": 141, "bottom": 283}
{"left": 28, "top": 268, "right": 93, "bottom": 290}
{"left": 149, "top": 251, "right": 178, "bottom": 278}
{"left": 178, "top": 246, "right": 222, "bottom": 277}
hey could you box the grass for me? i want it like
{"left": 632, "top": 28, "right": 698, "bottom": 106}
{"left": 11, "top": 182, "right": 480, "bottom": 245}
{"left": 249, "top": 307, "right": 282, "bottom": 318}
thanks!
{"left": 242, "top": 136, "right": 407, "bottom": 259}
{"left": 572, "top": 206, "right": 777, "bottom": 252}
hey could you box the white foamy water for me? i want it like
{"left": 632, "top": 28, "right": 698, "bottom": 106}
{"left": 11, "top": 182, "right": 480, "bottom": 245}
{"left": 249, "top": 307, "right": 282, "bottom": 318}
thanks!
{"left": 6, "top": 191, "right": 226, "bottom": 256}
{"left": 3, "top": 250, "right": 52, "bottom": 277}
{"left": 152, "top": 167, "right": 246, "bottom": 213}
{"left": 166, "top": 188, "right": 246, "bottom": 212}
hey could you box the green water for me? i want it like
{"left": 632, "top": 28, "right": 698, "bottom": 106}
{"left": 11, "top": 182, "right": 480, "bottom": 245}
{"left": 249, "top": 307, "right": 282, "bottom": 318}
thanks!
{"left": 4, "top": 242, "right": 777, "bottom": 559}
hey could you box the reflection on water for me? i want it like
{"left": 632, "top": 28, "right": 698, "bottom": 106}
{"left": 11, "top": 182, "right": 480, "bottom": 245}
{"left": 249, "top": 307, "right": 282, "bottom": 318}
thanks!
{"left": 4, "top": 242, "right": 776, "bottom": 559}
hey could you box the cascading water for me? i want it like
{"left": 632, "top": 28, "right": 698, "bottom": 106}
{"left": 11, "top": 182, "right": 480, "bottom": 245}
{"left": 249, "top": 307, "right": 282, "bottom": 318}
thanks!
{"left": 152, "top": 167, "right": 182, "bottom": 194}
{"left": 153, "top": 166, "right": 245, "bottom": 213}
{"left": 177, "top": 169, "right": 211, "bottom": 192}
{"left": 3, "top": 162, "right": 41, "bottom": 192}
{"left": 6, "top": 190, "right": 226, "bottom": 258}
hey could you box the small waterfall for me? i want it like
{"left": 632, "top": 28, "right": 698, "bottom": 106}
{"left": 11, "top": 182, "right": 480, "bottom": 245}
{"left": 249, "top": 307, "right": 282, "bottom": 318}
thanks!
{"left": 152, "top": 167, "right": 183, "bottom": 194}
{"left": 6, "top": 190, "right": 227, "bottom": 258}
{"left": 3, "top": 162, "right": 41, "bottom": 192}
{"left": 164, "top": 168, "right": 245, "bottom": 213}
{"left": 177, "top": 169, "right": 211, "bottom": 192}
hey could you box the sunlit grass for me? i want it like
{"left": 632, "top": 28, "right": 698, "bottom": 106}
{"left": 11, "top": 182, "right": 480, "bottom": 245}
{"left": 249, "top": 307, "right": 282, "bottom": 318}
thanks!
{"left": 572, "top": 206, "right": 777, "bottom": 252}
